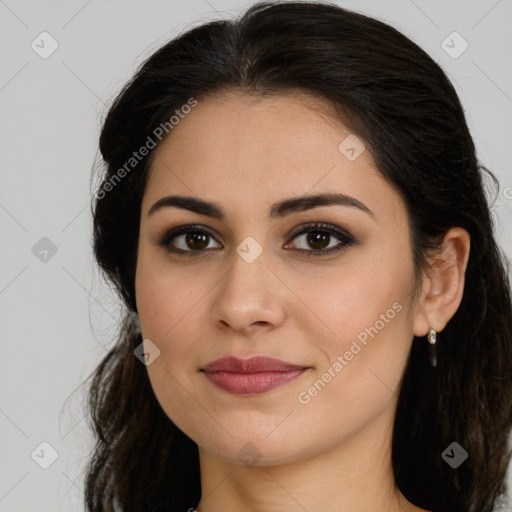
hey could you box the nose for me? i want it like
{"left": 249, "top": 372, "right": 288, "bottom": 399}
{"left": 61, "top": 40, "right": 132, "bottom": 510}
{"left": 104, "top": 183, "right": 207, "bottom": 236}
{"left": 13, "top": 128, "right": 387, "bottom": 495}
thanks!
{"left": 211, "top": 246, "right": 286, "bottom": 334}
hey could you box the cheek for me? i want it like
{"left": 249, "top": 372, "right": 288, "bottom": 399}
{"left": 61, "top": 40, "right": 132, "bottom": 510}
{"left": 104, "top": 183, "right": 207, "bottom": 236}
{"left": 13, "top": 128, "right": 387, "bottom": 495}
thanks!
{"left": 135, "top": 250, "right": 207, "bottom": 341}
{"left": 135, "top": 255, "right": 211, "bottom": 436}
{"left": 134, "top": 252, "right": 209, "bottom": 399}
{"left": 291, "top": 271, "right": 413, "bottom": 454}
{"left": 288, "top": 259, "right": 409, "bottom": 345}
{"left": 290, "top": 255, "right": 415, "bottom": 400}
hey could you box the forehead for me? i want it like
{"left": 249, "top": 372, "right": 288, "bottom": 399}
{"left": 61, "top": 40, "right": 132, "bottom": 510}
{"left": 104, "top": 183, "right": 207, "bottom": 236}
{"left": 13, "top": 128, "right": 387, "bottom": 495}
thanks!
{"left": 149, "top": 91, "right": 367, "bottom": 173}
{"left": 143, "top": 91, "right": 403, "bottom": 223}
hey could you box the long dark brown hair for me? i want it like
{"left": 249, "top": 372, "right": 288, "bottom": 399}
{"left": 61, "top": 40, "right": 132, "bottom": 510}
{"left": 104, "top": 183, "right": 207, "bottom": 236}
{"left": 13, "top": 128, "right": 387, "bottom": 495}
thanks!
{"left": 85, "top": 2, "right": 512, "bottom": 511}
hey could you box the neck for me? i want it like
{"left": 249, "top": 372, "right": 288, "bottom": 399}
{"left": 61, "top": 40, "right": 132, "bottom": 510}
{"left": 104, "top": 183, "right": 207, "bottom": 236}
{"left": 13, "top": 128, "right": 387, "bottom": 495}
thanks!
{"left": 195, "top": 403, "right": 417, "bottom": 512}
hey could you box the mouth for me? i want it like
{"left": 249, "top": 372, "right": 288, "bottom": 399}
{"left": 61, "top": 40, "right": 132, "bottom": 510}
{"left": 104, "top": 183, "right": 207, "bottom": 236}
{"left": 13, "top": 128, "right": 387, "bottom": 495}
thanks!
{"left": 200, "top": 356, "right": 311, "bottom": 395}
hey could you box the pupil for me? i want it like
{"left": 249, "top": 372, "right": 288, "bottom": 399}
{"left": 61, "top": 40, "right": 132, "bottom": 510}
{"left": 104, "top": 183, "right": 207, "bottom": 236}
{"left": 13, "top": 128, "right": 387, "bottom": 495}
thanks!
{"left": 307, "top": 231, "right": 329, "bottom": 250}
{"left": 186, "top": 232, "right": 209, "bottom": 250}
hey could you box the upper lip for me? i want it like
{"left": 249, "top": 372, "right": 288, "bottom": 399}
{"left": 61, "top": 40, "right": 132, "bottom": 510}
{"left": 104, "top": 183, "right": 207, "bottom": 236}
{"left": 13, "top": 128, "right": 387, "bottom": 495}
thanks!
{"left": 201, "top": 356, "right": 308, "bottom": 373}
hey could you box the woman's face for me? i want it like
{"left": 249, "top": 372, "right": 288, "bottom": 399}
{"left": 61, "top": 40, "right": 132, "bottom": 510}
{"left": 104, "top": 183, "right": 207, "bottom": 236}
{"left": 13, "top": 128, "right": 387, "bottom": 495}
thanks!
{"left": 135, "top": 91, "right": 424, "bottom": 466}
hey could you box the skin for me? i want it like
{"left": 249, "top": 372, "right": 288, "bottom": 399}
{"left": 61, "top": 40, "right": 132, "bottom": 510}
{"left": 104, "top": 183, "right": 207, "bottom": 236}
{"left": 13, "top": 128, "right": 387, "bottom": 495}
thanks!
{"left": 135, "top": 91, "right": 470, "bottom": 512}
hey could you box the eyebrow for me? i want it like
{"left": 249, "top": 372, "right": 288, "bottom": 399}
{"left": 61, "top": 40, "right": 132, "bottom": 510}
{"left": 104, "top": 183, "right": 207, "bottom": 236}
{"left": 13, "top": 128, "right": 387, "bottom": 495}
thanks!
{"left": 147, "top": 192, "right": 374, "bottom": 220}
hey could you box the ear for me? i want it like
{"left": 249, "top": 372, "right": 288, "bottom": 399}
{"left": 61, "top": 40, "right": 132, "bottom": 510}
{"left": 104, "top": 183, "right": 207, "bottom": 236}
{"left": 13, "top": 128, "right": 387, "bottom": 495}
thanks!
{"left": 412, "top": 227, "right": 471, "bottom": 337}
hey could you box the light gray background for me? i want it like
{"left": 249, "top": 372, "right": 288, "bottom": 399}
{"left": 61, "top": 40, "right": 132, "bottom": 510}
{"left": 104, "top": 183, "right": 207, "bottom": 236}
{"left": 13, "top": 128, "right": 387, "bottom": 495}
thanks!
{"left": 1, "top": 0, "right": 511, "bottom": 510}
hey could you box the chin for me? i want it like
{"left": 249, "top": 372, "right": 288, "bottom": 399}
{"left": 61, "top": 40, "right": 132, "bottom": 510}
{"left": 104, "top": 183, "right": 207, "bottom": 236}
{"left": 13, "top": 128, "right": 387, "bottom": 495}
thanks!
{"left": 194, "top": 426, "right": 319, "bottom": 468}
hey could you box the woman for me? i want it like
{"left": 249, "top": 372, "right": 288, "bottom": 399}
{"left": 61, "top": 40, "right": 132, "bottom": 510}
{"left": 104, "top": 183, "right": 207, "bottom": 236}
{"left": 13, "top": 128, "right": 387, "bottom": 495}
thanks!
{"left": 85, "top": 2, "right": 512, "bottom": 511}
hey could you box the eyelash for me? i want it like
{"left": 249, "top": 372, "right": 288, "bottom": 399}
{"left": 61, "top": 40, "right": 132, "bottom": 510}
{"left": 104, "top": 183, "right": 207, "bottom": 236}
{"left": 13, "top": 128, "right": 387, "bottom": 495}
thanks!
{"left": 157, "top": 222, "right": 355, "bottom": 259}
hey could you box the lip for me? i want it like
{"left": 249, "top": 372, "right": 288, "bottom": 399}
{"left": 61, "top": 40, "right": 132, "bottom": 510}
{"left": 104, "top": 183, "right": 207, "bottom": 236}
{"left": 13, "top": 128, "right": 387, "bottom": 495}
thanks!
{"left": 201, "top": 356, "right": 310, "bottom": 395}
{"left": 202, "top": 356, "right": 307, "bottom": 372}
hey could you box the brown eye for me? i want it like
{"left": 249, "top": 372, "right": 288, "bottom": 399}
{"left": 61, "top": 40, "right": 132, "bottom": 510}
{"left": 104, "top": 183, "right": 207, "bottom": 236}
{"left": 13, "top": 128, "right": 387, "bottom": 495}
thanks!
{"left": 185, "top": 232, "right": 210, "bottom": 250}
{"left": 285, "top": 222, "right": 355, "bottom": 258}
{"left": 306, "top": 230, "right": 331, "bottom": 250}
{"left": 158, "top": 225, "right": 222, "bottom": 255}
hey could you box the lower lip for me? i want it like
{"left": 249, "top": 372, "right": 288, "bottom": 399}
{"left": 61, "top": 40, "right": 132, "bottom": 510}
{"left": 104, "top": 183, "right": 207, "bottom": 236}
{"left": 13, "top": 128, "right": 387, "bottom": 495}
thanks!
{"left": 202, "top": 369, "right": 307, "bottom": 395}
